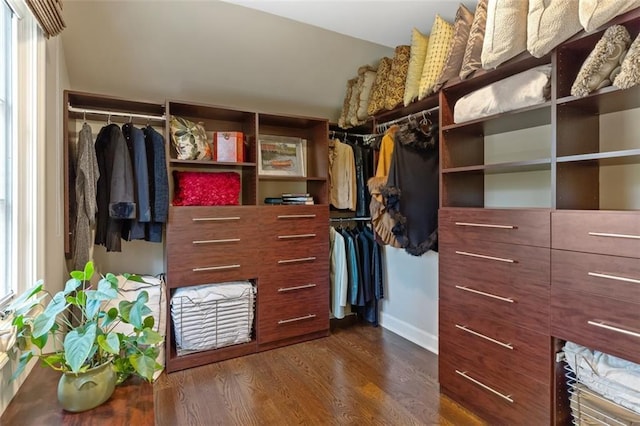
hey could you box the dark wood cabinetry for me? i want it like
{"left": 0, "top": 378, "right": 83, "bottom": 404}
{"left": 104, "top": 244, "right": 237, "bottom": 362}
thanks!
{"left": 163, "top": 101, "right": 330, "bottom": 372}
{"left": 433, "top": 7, "right": 640, "bottom": 425}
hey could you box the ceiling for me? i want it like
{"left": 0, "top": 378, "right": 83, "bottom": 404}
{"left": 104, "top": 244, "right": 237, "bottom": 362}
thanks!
{"left": 61, "top": 1, "right": 474, "bottom": 121}
{"left": 221, "top": 0, "right": 473, "bottom": 48}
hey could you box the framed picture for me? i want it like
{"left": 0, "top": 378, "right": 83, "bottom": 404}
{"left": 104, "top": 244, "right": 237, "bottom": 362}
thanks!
{"left": 258, "top": 135, "right": 306, "bottom": 177}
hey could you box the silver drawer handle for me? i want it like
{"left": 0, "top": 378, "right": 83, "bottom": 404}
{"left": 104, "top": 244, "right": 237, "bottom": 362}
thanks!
{"left": 455, "top": 250, "right": 515, "bottom": 263}
{"left": 192, "top": 216, "right": 241, "bottom": 222}
{"left": 455, "top": 324, "right": 513, "bottom": 349}
{"left": 192, "top": 264, "right": 240, "bottom": 272}
{"left": 278, "top": 283, "right": 317, "bottom": 292}
{"left": 278, "top": 256, "right": 316, "bottom": 264}
{"left": 278, "top": 233, "right": 317, "bottom": 239}
{"left": 277, "top": 214, "right": 316, "bottom": 219}
{"left": 455, "top": 285, "right": 515, "bottom": 303}
{"left": 278, "top": 314, "right": 316, "bottom": 324}
{"left": 455, "top": 370, "right": 514, "bottom": 403}
{"left": 455, "top": 222, "right": 517, "bottom": 229}
{"left": 588, "top": 272, "right": 640, "bottom": 285}
{"left": 193, "top": 238, "right": 241, "bottom": 244}
{"left": 588, "top": 231, "right": 640, "bottom": 240}
{"left": 587, "top": 320, "right": 640, "bottom": 338}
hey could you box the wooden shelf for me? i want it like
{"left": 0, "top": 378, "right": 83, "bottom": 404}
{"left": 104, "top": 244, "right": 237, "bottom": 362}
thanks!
{"left": 258, "top": 174, "right": 326, "bottom": 181}
{"left": 170, "top": 159, "right": 256, "bottom": 167}
{"left": 557, "top": 149, "right": 640, "bottom": 166}
{"left": 443, "top": 158, "right": 552, "bottom": 174}
{"left": 442, "top": 102, "right": 552, "bottom": 136}
{"left": 556, "top": 85, "right": 640, "bottom": 115}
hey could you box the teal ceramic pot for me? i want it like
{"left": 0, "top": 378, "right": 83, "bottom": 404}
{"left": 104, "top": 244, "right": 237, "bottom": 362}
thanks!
{"left": 57, "top": 362, "right": 116, "bottom": 412}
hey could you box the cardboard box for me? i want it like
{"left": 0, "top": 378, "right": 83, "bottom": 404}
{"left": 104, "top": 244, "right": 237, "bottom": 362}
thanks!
{"left": 214, "top": 132, "right": 244, "bottom": 162}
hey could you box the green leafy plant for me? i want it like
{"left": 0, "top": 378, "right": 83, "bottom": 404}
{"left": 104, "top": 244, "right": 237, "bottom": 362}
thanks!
{"left": 8, "top": 261, "right": 163, "bottom": 383}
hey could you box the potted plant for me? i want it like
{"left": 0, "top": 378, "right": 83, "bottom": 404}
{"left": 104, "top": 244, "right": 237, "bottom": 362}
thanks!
{"left": 8, "top": 261, "right": 163, "bottom": 412}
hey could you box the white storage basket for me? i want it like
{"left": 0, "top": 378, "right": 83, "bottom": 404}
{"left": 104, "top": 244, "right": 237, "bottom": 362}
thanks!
{"left": 171, "top": 281, "right": 255, "bottom": 356}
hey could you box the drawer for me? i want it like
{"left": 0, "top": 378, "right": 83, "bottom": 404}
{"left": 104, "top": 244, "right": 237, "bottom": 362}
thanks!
{"left": 257, "top": 291, "right": 328, "bottom": 344}
{"left": 440, "top": 208, "right": 550, "bottom": 248}
{"left": 440, "top": 305, "right": 551, "bottom": 382}
{"left": 168, "top": 206, "right": 257, "bottom": 242}
{"left": 551, "top": 286, "right": 640, "bottom": 365}
{"left": 259, "top": 273, "right": 328, "bottom": 306}
{"left": 552, "top": 210, "right": 640, "bottom": 258}
{"left": 259, "top": 234, "right": 328, "bottom": 264}
{"left": 439, "top": 280, "right": 549, "bottom": 334}
{"left": 259, "top": 267, "right": 328, "bottom": 294}
{"left": 440, "top": 240, "right": 550, "bottom": 291}
{"left": 259, "top": 205, "right": 329, "bottom": 234}
{"left": 260, "top": 242, "right": 329, "bottom": 275}
{"left": 439, "top": 355, "right": 549, "bottom": 425}
{"left": 167, "top": 246, "right": 258, "bottom": 287}
{"left": 552, "top": 249, "right": 640, "bottom": 303}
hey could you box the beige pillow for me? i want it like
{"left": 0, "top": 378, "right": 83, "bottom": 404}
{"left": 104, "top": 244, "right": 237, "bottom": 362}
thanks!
{"left": 527, "top": 0, "right": 582, "bottom": 58}
{"left": 614, "top": 32, "right": 640, "bottom": 89}
{"left": 403, "top": 28, "right": 429, "bottom": 106}
{"left": 348, "top": 74, "right": 365, "bottom": 127}
{"left": 434, "top": 4, "right": 474, "bottom": 92}
{"left": 385, "top": 45, "right": 411, "bottom": 110}
{"left": 571, "top": 25, "right": 631, "bottom": 97}
{"left": 579, "top": 0, "right": 640, "bottom": 32}
{"left": 482, "top": 0, "right": 528, "bottom": 69}
{"left": 460, "top": 0, "right": 488, "bottom": 80}
{"left": 356, "top": 65, "right": 378, "bottom": 121}
{"left": 367, "top": 57, "right": 392, "bottom": 116}
{"left": 338, "top": 78, "right": 356, "bottom": 129}
{"left": 418, "top": 15, "right": 454, "bottom": 100}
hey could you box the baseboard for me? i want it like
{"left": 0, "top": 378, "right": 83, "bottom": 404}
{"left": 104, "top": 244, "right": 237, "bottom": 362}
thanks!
{"left": 379, "top": 312, "right": 438, "bottom": 355}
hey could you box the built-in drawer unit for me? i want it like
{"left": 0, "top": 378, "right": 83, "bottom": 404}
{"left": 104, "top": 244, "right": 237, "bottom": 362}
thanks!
{"left": 440, "top": 355, "right": 550, "bottom": 425}
{"left": 551, "top": 286, "right": 640, "bottom": 366}
{"left": 166, "top": 206, "right": 259, "bottom": 287}
{"left": 440, "top": 305, "right": 551, "bottom": 381}
{"left": 440, "top": 208, "right": 551, "bottom": 247}
{"left": 552, "top": 211, "right": 640, "bottom": 258}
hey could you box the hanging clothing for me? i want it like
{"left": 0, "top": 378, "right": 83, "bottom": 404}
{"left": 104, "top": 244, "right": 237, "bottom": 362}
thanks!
{"left": 122, "top": 123, "right": 151, "bottom": 240}
{"left": 329, "top": 227, "right": 348, "bottom": 319}
{"left": 144, "top": 125, "right": 169, "bottom": 243}
{"left": 328, "top": 139, "right": 356, "bottom": 211}
{"left": 381, "top": 121, "right": 439, "bottom": 256}
{"left": 368, "top": 126, "right": 401, "bottom": 248}
{"left": 73, "top": 122, "right": 100, "bottom": 271}
{"left": 353, "top": 144, "right": 373, "bottom": 217}
{"left": 94, "top": 123, "right": 136, "bottom": 252}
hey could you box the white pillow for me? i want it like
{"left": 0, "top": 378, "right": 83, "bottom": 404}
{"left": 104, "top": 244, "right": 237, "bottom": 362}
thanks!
{"left": 579, "top": 0, "right": 640, "bottom": 32}
{"left": 454, "top": 64, "right": 551, "bottom": 124}
{"left": 482, "top": 0, "right": 529, "bottom": 69}
{"left": 527, "top": 0, "right": 582, "bottom": 58}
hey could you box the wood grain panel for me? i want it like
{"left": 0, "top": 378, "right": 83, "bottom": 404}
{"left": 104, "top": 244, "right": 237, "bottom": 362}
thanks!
{"left": 439, "top": 280, "right": 549, "bottom": 335}
{"left": 552, "top": 249, "right": 640, "bottom": 302}
{"left": 552, "top": 210, "right": 640, "bottom": 257}
{"left": 259, "top": 204, "right": 329, "bottom": 230}
{"left": 258, "top": 291, "right": 329, "bottom": 345}
{"left": 167, "top": 246, "right": 259, "bottom": 288}
{"left": 259, "top": 266, "right": 328, "bottom": 293}
{"left": 440, "top": 208, "right": 551, "bottom": 247}
{"left": 440, "top": 239, "right": 550, "bottom": 289}
{"left": 551, "top": 286, "right": 640, "bottom": 365}
{"left": 166, "top": 340, "right": 258, "bottom": 373}
{"left": 439, "top": 356, "right": 549, "bottom": 425}
{"left": 440, "top": 306, "right": 551, "bottom": 382}
{"left": 168, "top": 206, "right": 257, "bottom": 240}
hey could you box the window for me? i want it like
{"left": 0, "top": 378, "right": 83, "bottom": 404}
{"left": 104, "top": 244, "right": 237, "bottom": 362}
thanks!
{"left": 0, "top": 0, "right": 13, "bottom": 306}
{"left": 0, "top": 0, "right": 44, "bottom": 312}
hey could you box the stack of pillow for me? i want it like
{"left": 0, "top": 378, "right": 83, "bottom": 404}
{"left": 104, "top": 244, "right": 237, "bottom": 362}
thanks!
{"left": 336, "top": 0, "right": 640, "bottom": 128}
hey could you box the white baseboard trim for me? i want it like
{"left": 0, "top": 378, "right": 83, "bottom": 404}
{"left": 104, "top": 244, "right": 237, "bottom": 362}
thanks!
{"left": 379, "top": 312, "right": 438, "bottom": 355}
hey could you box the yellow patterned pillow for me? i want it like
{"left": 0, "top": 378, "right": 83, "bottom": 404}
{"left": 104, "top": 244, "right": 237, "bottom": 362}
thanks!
{"left": 418, "top": 15, "right": 454, "bottom": 100}
{"left": 368, "top": 57, "right": 392, "bottom": 116}
{"left": 385, "top": 45, "right": 411, "bottom": 110}
{"left": 403, "top": 29, "right": 429, "bottom": 107}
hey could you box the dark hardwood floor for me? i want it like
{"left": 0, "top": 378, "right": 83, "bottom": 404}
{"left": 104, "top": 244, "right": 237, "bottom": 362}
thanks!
{"left": 1, "top": 322, "right": 485, "bottom": 425}
{"left": 154, "top": 322, "right": 485, "bottom": 425}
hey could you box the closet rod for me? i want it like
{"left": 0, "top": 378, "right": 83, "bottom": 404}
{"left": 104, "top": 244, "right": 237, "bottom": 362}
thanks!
{"left": 67, "top": 103, "right": 166, "bottom": 122}
{"left": 329, "top": 130, "right": 374, "bottom": 139}
{"left": 329, "top": 216, "right": 371, "bottom": 222}
{"left": 375, "top": 105, "right": 439, "bottom": 133}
